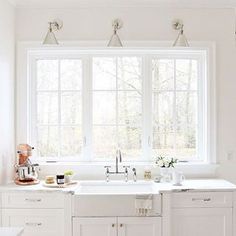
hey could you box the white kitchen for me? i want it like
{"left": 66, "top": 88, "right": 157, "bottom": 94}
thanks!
{"left": 1, "top": 0, "right": 236, "bottom": 236}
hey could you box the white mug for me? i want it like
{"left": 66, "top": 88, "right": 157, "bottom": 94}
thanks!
{"left": 172, "top": 171, "right": 185, "bottom": 186}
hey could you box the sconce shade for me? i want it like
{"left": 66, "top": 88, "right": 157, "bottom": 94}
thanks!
{"left": 43, "top": 20, "right": 63, "bottom": 45}
{"left": 108, "top": 32, "right": 123, "bottom": 47}
{"left": 43, "top": 30, "right": 59, "bottom": 45}
{"left": 173, "top": 30, "right": 189, "bottom": 47}
{"left": 107, "top": 19, "right": 123, "bottom": 47}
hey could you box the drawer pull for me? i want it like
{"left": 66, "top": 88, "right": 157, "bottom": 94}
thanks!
{"left": 120, "top": 224, "right": 123, "bottom": 227}
{"left": 112, "top": 224, "right": 115, "bottom": 227}
{"left": 192, "top": 198, "right": 211, "bottom": 202}
{"left": 26, "top": 222, "right": 42, "bottom": 227}
{"left": 25, "top": 198, "right": 42, "bottom": 202}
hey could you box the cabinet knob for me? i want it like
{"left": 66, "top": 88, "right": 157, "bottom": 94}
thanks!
{"left": 120, "top": 224, "right": 123, "bottom": 227}
{"left": 112, "top": 224, "right": 115, "bottom": 227}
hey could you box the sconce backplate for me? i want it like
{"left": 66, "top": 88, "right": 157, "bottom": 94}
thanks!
{"left": 52, "top": 19, "right": 63, "bottom": 31}
{"left": 172, "top": 19, "right": 183, "bottom": 30}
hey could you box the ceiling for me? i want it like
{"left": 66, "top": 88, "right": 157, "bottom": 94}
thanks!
{"left": 8, "top": 0, "right": 236, "bottom": 8}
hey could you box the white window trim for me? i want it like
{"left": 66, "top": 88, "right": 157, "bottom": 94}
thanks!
{"left": 16, "top": 41, "right": 216, "bottom": 168}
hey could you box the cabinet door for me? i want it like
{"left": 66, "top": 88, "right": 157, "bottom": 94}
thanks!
{"left": 73, "top": 217, "right": 117, "bottom": 236}
{"left": 118, "top": 217, "right": 161, "bottom": 236}
{"left": 172, "top": 208, "right": 233, "bottom": 236}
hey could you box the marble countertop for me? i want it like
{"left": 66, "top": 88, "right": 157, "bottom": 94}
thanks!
{"left": 155, "top": 179, "right": 236, "bottom": 192}
{"left": 0, "top": 181, "right": 78, "bottom": 193}
{"left": 0, "top": 227, "right": 24, "bottom": 236}
{"left": 0, "top": 179, "right": 235, "bottom": 194}
{"left": 0, "top": 179, "right": 236, "bottom": 194}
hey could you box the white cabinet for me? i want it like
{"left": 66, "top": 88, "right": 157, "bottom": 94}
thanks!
{"left": 73, "top": 217, "right": 161, "bottom": 236}
{"left": 2, "top": 209, "right": 64, "bottom": 236}
{"left": 172, "top": 208, "right": 232, "bottom": 236}
{"left": 73, "top": 217, "right": 117, "bottom": 236}
{"left": 172, "top": 192, "right": 233, "bottom": 236}
{"left": 1, "top": 192, "right": 71, "bottom": 236}
{"left": 2, "top": 192, "right": 65, "bottom": 209}
{"left": 118, "top": 217, "right": 161, "bottom": 236}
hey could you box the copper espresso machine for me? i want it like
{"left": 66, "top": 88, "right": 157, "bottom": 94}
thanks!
{"left": 14, "top": 144, "right": 40, "bottom": 185}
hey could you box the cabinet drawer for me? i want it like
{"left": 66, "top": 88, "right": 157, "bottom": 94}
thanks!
{"left": 172, "top": 191, "right": 233, "bottom": 208}
{"left": 2, "top": 192, "right": 65, "bottom": 209}
{"left": 2, "top": 209, "right": 64, "bottom": 236}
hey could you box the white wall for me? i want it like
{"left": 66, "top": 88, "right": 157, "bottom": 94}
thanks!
{"left": 0, "top": 0, "right": 15, "bottom": 184}
{"left": 15, "top": 7, "right": 236, "bottom": 182}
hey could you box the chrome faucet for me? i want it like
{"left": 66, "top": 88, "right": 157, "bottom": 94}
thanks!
{"left": 104, "top": 149, "right": 130, "bottom": 182}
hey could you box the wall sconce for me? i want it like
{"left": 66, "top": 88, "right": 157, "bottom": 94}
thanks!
{"left": 172, "top": 19, "right": 189, "bottom": 47}
{"left": 43, "top": 19, "right": 63, "bottom": 45}
{"left": 107, "top": 19, "right": 123, "bottom": 47}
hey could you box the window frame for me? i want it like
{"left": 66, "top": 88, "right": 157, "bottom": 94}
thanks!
{"left": 17, "top": 45, "right": 215, "bottom": 165}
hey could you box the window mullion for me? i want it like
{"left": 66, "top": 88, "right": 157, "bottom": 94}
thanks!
{"left": 173, "top": 59, "right": 177, "bottom": 158}
{"left": 82, "top": 55, "right": 92, "bottom": 161}
{"left": 143, "top": 55, "right": 152, "bottom": 161}
{"left": 58, "top": 60, "right": 62, "bottom": 158}
{"left": 116, "top": 57, "right": 119, "bottom": 150}
{"left": 30, "top": 58, "right": 38, "bottom": 156}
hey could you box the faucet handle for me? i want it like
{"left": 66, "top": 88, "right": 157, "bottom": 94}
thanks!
{"left": 104, "top": 166, "right": 111, "bottom": 171}
{"left": 132, "top": 168, "right": 137, "bottom": 182}
{"left": 104, "top": 166, "right": 111, "bottom": 182}
{"left": 123, "top": 165, "right": 130, "bottom": 169}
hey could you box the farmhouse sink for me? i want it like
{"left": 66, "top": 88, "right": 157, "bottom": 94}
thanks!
{"left": 73, "top": 181, "right": 162, "bottom": 217}
{"left": 76, "top": 180, "right": 159, "bottom": 195}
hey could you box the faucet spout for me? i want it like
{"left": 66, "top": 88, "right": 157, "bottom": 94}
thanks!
{"left": 116, "top": 149, "right": 122, "bottom": 173}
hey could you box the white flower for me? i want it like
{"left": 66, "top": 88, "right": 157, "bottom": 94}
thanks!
{"left": 157, "top": 159, "right": 164, "bottom": 167}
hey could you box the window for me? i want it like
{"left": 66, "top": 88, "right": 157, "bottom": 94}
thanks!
{"left": 33, "top": 59, "right": 83, "bottom": 158}
{"left": 152, "top": 59, "right": 199, "bottom": 161}
{"left": 28, "top": 49, "right": 209, "bottom": 163}
{"left": 92, "top": 57, "right": 142, "bottom": 159}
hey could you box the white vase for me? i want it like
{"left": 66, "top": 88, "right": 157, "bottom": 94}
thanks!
{"left": 160, "top": 167, "right": 172, "bottom": 182}
{"left": 65, "top": 175, "right": 73, "bottom": 184}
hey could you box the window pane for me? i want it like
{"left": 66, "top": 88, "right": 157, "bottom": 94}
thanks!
{"left": 93, "top": 126, "right": 116, "bottom": 158}
{"left": 176, "top": 129, "right": 197, "bottom": 158}
{"left": 152, "top": 59, "right": 174, "bottom": 90}
{"left": 61, "top": 127, "right": 82, "bottom": 156}
{"left": 118, "top": 91, "right": 142, "bottom": 126}
{"left": 37, "top": 92, "right": 58, "bottom": 124}
{"left": 153, "top": 92, "right": 174, "bottom": 132}
{"left": 37, "top": 126, "right": 59, "bottom": 157}
{"left": 152, "top": 132, "right": 175, "bottom": 156}
{"left": 61, "top": 60, "right": 82, "bottom": 90}
{"left": 93, "top": 92, "right": 116, "bottom": 125}
{"left": 37, "top": 60, "right": 58, "bottom": 90}
{"left": 176, "top": 59, "right": 198, "bottom": 90}
{"left": 61, "top": 92, "right": 81, "bottom": 124}
{"left": 176, "top": 92, "right": 197, "bottom": 127}
{"left": 93, "top": 57, "right": 116, "bottom": 90}
{"left": 118, "top": 126, "right": 141, "bottom": 158}
{"left": 176, "top": 92, "right": 197, "bottom": 159}
{"left": 118, "top": 57, "right": 142, "bottom": 91}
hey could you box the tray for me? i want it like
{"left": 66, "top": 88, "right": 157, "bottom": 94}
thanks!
{"left": 42, "top": 181, "right": 78, "bottom": 188}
